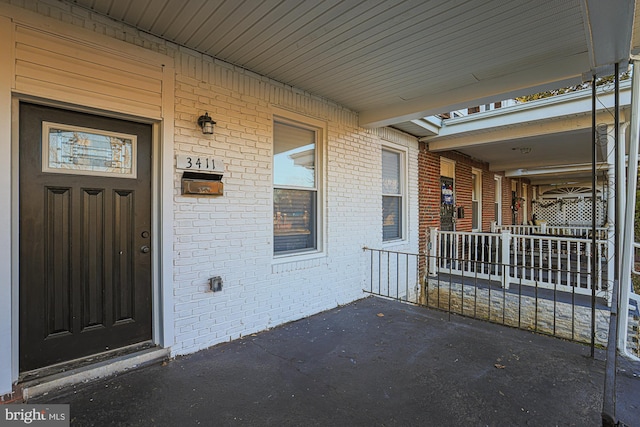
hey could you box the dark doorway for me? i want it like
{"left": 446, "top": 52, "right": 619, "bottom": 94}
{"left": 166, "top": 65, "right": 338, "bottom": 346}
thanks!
{"left": 19, "top": 103, "right": 153, "bottom": 371}
{"left": 440, "top": 176, "right": 455, "bottom": 231}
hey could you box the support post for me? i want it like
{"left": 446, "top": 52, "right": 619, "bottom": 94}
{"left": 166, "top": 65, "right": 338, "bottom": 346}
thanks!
{"left": 500, "top": 229, "right": 511, "bottom": 289}
{"left": 592, "top": 73, "right": 598, "bottom": 357}
{"left": 429, "top": 228, "right": 438, "bottom": 277}
{"left": 604, "top": 119, "right": 625, "bottom": 309}
{"left": 619, "top": 60, "right": 640, "bottom": 355}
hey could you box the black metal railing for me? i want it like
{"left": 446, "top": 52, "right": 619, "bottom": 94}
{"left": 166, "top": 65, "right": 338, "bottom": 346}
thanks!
{"left": 363, "top": 247, "right": 610, "bottom": 352}
{"left": 363, "top": 247, "right": 424, "bottom": 305}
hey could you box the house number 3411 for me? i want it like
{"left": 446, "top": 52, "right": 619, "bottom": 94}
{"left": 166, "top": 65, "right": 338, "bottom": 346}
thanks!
{"left": 176, "top": 154, "right": 224, "bottom": 173}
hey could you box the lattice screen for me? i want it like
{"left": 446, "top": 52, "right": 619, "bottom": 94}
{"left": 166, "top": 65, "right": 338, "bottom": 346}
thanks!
{"left": 532, "top": 198, "right": 607, "bottom": 226}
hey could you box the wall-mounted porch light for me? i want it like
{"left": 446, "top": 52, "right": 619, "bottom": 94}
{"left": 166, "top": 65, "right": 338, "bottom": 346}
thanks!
{"left": 197, "top": 112, "right": 216, "bottom": 134}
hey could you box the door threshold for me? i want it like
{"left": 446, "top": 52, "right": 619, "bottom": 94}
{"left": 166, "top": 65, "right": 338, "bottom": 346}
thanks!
{"left": 20, "top": 342, "right": 155, "bottom": 383}
{"left": 18, "top": 343, "right": 169, "bottom": 402}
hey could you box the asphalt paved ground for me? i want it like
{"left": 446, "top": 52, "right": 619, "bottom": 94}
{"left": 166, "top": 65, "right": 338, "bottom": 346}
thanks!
{"left": 33, "top": 296, "right": 619, "bottom": 426}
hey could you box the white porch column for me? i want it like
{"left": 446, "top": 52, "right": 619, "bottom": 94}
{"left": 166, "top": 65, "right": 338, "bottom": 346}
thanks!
{"left": 594, "top": 122, "right": 629, "bottom": 305}
{"left": 611, "top": 124, "right": 627, "bottom": 260}
{"left": 429, "top": 228, "right": 438, "bottom": 276}
{"left": 607, "top": 124, "right": 616, "bottom": 231}
{"left": 618, "top": 60, "right": 640, "bottom": 355}
{"left": 500, "top": 229, "right": 511, "bottom": 289}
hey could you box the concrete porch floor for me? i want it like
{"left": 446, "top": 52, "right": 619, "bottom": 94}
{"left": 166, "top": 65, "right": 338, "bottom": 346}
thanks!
{"left": 32, "top": 296, "right": 637, "bottom": 426}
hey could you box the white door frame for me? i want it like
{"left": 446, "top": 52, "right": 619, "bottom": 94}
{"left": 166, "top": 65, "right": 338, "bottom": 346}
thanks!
{"left": 472, "top": 168, "right": 482, "bottom": 231}
{"left": 522, "top": 183, "right": 529, "bottom": 225}
{"left": 494, "top": 175, "right": 502, "bottom": 226}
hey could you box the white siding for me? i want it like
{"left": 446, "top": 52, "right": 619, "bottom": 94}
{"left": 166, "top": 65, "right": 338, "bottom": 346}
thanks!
{"left": 13, "top": 24, "right": 164, "bottom": 119}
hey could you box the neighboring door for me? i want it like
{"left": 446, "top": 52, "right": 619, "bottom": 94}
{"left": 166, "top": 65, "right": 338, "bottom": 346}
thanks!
{"left": 19, "top": 103, "right": 152, "bottom": 372}
{"left": 439, "top": 176, "right": 455, "bottom": 266}
{"left": 440, "top": 177, "right": 455, "bottom": 231}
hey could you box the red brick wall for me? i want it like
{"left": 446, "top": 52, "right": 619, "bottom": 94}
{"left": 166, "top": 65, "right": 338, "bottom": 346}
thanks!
{"left": 418, "top": 144, "right": 440, "bottom": 278}
{"left": 452, "top": 160, "right": 470, "bottom": 231}
{"left": 418, "top": 146, "right": 525, "bottom": 255}
{"left": 418, "top": 143, "right": 440, "bottom": 253}
{"left": 482, "top": 170, "right": 495, "bottom": 232}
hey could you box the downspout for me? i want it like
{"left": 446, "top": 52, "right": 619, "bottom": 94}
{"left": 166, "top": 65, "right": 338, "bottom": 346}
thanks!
{"left": 619, "top": 60, "right": 639, "bottom": 356}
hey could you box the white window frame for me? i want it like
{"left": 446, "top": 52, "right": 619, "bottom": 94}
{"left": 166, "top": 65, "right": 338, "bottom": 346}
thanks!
{"left": 472, "top": 168, "right": 482, "bottom": 232}
{"left": 272, "top": 110, "right": 325, "bottom": 259}
{"left": 382, "top": 144, "right": 407, "bottom": 244}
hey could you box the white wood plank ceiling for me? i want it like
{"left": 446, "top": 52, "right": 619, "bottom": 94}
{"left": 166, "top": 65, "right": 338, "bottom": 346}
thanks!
{"left": 69, "top": 0, "right": 636, "bottom": 133}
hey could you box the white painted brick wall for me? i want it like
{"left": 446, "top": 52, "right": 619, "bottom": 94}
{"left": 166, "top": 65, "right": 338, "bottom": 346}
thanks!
{"left": 5, "top": 0, "right": 421, "bottom": 357}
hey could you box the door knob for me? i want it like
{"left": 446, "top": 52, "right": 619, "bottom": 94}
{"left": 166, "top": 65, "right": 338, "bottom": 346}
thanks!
{"left": 141, "top": 245, "right": 150, "bottom": 253}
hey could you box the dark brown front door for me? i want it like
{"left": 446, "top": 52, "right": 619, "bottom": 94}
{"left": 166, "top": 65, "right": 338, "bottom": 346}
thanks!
{"left": 19, "top": 103, "right": 152, "bottom": 372}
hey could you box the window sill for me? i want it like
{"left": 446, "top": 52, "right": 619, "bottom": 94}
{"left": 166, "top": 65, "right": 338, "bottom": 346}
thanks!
{"left": 272, "top": 249, "right": 326, "bottom": 265}
{"left": 271, "top": 250, "right": 328, "bottom": 273}
{"left": 382, "top": 239, "right": 408, "bottom": 249}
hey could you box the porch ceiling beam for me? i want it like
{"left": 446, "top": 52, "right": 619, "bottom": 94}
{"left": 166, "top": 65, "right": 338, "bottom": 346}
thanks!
{"left": 426, "top": 115, "right": 608, "bottom": 152}
{"left": 493, "top": 156, "right": 612, "bottom": 173}
{"left": 408, "top": 117, "right": 440, "bottom": 135}
{"left": 536, "top": 179, "right": 603, "bottom": 188}
{"left": 505, "top": 162, "right": 609, "bottom": 178}
{"left": 425, "top": 81, "right": 631, "bottom": 140}
{"left": 358, "top": 54, "right": 589, "bottom": 129}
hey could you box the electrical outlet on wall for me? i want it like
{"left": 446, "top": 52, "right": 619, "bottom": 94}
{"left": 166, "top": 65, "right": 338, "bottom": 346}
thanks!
{"left": 209, "top": 276, "right": 223, "bottom": 292}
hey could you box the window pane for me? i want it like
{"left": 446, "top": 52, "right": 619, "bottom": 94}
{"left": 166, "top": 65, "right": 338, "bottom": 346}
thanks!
{"left": 383, "top": 196, "right": 401, "bottom": 241}
{"left": 472, "top": 201, "right": 480, "bottom": 230}
{"left": 274, "top": 122, "right": 315, "bottom": 188}
{"left": 274, "top": 188, "right": 316, "bottom": 253}
{"left": 382, "top": 150, "right": 400, "bottom": 194}
{"left": 472, "top": 174, "right": 477, "bottom": 199}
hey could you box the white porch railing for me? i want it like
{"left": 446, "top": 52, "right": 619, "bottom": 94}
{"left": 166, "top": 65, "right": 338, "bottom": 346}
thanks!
{"left": 429, "top": 228, "right": 611, "bottom": 302}
{"left": 492, "top": 223, "right": 609, "bottom": 240}
{"left": 627, "top": 292, "right": 640, "bottom": 359}
{"left": 624, "top": 240, "right": 640, "bottom": 360}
